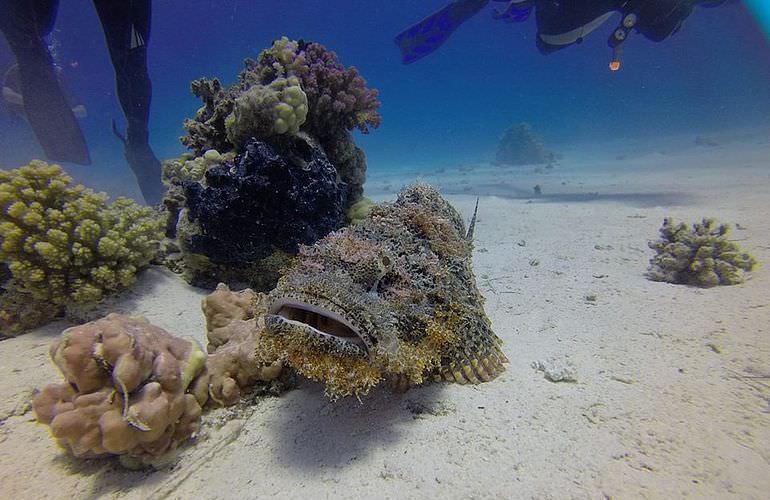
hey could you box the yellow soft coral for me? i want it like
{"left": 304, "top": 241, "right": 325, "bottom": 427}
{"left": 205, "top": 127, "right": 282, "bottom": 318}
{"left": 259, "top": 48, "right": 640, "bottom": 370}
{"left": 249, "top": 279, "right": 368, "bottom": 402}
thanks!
{"left": 161, "top": 149, "right": 233, "bottom": 186}
{"left": 0, "top": 161, "right": 164, "bottom": 335}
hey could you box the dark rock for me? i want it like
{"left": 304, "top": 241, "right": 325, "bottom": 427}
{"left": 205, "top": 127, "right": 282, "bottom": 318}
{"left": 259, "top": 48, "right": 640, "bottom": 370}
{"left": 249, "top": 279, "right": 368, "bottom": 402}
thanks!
{"left": 181, "top": 135, "right": 348, "bottom": 277}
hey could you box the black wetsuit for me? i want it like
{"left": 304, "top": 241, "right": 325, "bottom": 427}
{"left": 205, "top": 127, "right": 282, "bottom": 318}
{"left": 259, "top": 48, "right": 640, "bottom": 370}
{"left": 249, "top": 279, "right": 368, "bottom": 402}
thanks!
{"left": 0, "top": 0, "right": 163, "bottom": 205}
{"left": 535, "top": 0, "right": 699, "bottom": 53}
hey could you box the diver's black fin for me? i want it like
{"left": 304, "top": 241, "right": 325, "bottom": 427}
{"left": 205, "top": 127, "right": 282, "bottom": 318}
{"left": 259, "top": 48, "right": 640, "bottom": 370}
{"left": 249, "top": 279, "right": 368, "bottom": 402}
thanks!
{"left": 17, "top": 51, "right": 91, "bottom": 165}
{"left": 394, "top": 0, "right": 490, "bottom": 64}
{"left": 466, "top": 197, "right": 479, "bottom": 240}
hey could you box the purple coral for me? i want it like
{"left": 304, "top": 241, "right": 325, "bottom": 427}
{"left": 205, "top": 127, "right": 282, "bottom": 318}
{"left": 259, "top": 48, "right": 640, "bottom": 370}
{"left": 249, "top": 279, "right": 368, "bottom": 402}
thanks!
{"left": 291, "top": 43, "right": 381, "bottom": 138}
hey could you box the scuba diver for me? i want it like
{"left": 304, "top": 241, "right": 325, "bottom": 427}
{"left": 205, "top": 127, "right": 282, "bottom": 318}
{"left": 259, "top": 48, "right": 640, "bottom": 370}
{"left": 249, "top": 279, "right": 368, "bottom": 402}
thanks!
{"left": 395, "top": 0, "right": 732, "bottom": 70}
{"left": 0, "top": 0, "right": 164, "bottom": 205}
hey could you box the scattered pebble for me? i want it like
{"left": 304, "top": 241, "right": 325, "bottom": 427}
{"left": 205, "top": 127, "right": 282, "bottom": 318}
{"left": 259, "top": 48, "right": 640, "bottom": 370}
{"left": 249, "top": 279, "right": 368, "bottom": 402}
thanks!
{"left": 532, "top": 358, "right": 578, "bottom": 383}
{"left": 610, "top": 375, "right": 634, "bottom": 385}
{"left": 706, "top": 342, "right": 723, "bottom": 353}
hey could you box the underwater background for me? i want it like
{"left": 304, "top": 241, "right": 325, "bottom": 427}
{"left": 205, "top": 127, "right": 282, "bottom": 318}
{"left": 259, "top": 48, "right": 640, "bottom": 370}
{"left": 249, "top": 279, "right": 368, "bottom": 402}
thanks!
{"left": 1, "top": 0, "right": 769, "bottom": 197}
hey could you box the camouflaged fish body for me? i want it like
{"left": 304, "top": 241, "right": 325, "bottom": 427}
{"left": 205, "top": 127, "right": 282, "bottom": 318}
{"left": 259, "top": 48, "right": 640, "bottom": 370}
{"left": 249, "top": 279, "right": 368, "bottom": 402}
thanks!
{"left": 262, "top": 184, "right": 507, "bottom": 398}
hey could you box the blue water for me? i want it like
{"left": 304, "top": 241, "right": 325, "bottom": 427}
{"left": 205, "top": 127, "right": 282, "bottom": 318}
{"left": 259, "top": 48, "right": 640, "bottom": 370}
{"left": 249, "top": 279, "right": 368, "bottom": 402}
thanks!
{"left": 1, "top": 0, "right": 769, "bottom": 199}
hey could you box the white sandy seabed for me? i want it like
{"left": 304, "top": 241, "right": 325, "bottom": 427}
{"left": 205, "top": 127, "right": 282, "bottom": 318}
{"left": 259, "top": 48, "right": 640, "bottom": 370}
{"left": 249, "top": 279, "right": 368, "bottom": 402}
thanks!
{"left": 1, "top": 131, "right": 769, "bottom": 499}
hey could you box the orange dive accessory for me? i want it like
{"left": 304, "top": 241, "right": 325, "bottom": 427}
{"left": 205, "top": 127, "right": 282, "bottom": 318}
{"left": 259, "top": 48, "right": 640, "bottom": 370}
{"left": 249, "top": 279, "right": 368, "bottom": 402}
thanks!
{"left": 608, "top": 12, "right": 638, "bottom": 72}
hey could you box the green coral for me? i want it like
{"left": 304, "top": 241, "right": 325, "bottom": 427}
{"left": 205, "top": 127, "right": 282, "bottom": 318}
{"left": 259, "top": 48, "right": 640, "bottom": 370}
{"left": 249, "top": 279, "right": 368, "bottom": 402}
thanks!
{"left": 346, "top": 197, "right": 374, "bottom": 223}
{"left": 225, "top": 76, "right": 308, "bottom": 148}
{"left": 0, "top": 161, "right": 164, "bottom": 334}
{"left": 647, "top": 217, "right": 757, "bottom": 287}
{"left": 162, "top": 149, "right": 232, "bottom": 186}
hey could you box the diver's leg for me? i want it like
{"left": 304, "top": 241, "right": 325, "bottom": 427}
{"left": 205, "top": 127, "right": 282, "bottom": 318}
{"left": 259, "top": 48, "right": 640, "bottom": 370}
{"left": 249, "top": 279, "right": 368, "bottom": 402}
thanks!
{"left": 92, "top": 0, "right": 163, "bottom": 205}
{"left": 0, "top": 0, "right": 91, "bottom": 165}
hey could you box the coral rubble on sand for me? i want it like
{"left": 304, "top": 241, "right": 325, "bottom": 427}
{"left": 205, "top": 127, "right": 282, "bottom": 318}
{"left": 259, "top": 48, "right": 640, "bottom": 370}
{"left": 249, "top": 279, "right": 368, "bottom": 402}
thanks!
{"left": 0, "top": 161, "right": 163, "bottom": 335}
{"left": 647, "top": 217, "right": 757, "bottom": 287}
{"left": 261, "top": 184, "right": 508, "bottom": 399}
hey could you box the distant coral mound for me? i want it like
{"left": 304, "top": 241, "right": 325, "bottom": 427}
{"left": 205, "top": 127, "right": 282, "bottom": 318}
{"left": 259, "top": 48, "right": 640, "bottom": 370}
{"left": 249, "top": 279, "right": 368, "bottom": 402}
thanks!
{"left": 647, "top": 217, "right": 757, "bottom": 287}
{"left": 495, "top": 122, "right": 554, "bottom": 166}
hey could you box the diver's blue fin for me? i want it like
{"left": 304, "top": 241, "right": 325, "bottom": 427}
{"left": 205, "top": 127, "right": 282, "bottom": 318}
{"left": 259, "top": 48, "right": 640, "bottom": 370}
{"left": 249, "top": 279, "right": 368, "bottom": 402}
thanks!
{"left": 395, "top": 0, "right": 490, "bottom": 64}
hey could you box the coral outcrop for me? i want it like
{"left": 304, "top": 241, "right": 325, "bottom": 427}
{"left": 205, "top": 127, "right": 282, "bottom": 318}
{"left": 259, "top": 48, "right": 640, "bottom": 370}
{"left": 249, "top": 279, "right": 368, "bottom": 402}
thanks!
{"left": 162, "top": 38, "right": 380, "bottom": 287}
{"left": 173, "top": 135, "right": 347, "bottom": 289}
{"left": 647, "top": 217, "right": 757, "bottom": 287}
{"left": 495, "top": 122, "right": 554, "bottom": 166}
{"left": 0, "top": 161, "right": 163, "bottom": 334}
{"left": 180, "top": 37, "right": 380, "bottom": 203}
{"left": 33, "top": 314, "right": 208, "bottom": 467}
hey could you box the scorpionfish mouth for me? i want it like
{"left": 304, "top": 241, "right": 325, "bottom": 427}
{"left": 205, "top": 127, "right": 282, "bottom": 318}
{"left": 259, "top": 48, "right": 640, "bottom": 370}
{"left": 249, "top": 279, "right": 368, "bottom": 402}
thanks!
{"left": 265, "top": 297, "right": 369, "bottom": 357}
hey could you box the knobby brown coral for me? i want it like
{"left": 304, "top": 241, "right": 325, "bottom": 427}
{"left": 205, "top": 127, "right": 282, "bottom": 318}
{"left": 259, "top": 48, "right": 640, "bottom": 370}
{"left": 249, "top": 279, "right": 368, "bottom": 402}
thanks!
{"left": 33, "top": 314, "right": 207, "bottom": 466}
{"left": 201, "top": 282, "right": 258, "bottom": 341}
{"left": 201, "top": 284, "right": 283, "bottom": 406}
